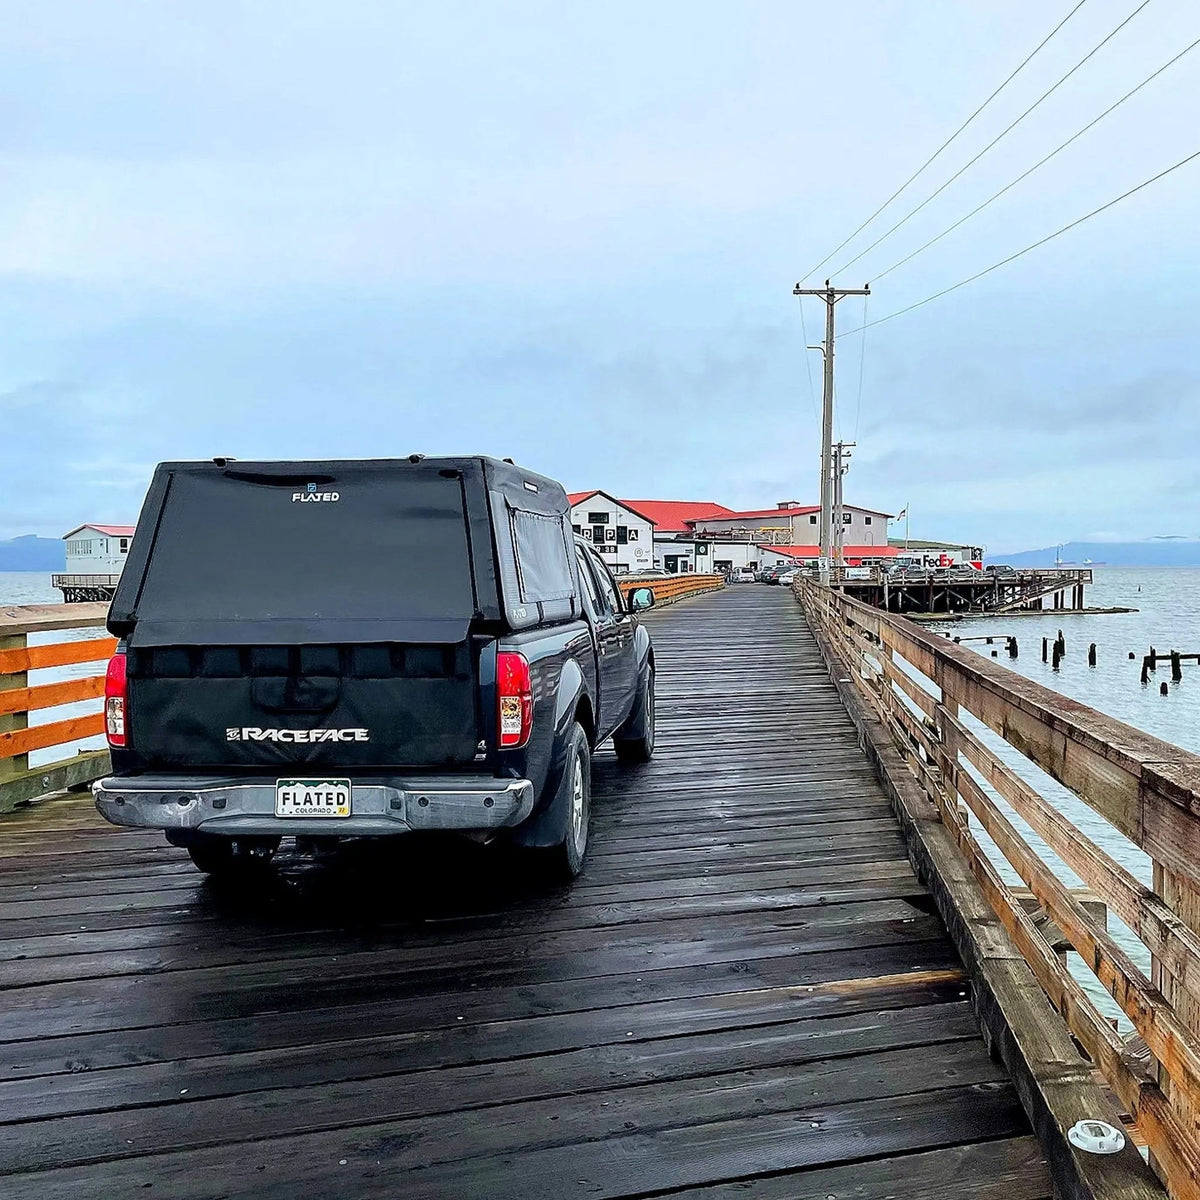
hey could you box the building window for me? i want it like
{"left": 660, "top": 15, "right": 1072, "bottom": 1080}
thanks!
{"left": 572, "top": 524, "right": 581, "bottom": 535}
{"left": 587, "top": 512, "right": 609, "bottom": 525}
{"left": 119, "top": 537, "right": 130, "bottom": 552}
{"left": 615, "top": 525, "right": 628, "bottom": 544}
{"left": 864, "top": 516, "right": 872, "bottom": 526}
{"left": 809, "top": 514, "right": 817, "bottom": 524}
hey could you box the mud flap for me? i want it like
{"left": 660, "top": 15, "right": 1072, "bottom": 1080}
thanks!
{"left": 507, "top": 734, "right": 572, "bottom": 848}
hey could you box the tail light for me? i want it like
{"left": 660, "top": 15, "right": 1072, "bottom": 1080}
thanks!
{"left": 497, "top": 651, "right": 533, "bottom": 749}
{"left": 104, "top": 652, "right": 128, "bottom": 748}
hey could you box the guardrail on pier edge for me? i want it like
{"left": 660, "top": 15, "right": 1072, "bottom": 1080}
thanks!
{"left": 796, "top": 576, "right": 1200, "bottom": 1198}
{"left": 0, "top": 603, "right": 113, "bottom": 814}
{"left": 616, "top": 573, "right": 725, "bottom": 606}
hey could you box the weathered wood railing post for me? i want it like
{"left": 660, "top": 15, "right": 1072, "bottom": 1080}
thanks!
{"left": 0, "top": 631, "right": 28, "bottom": 813}
{"left": 1154, "top": 859, "right": 1200, "bottom": 1176}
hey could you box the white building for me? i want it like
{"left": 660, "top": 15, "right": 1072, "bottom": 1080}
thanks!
{"left": 62, "top": 524, "right": 136, "bottom": 574}
{"left": 689, "top": 500, "right": 891, "bottom": 547}
{"left": 567, "top": 492, "right": 903, "bottom": 576}
{"left": 567, "top": 492, "right": 655, "bottom": 574}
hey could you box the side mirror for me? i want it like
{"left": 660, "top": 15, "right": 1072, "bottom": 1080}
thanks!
{"left": 629, "top": 587, "right": 655, "bottom": 611}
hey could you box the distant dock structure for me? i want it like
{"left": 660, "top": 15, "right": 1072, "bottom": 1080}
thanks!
{"left": 836, "top": 565, "right": 1118, "bottom": 617}
{"left": 52, "top": 523, "right": 134, "bottom": 603}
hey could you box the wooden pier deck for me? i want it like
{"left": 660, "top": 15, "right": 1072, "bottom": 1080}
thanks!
{"left": 0, "top": 586, "right": 1051, "bottom": 1199}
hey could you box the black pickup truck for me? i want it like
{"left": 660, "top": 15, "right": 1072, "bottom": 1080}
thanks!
{"left": 93, "top": 455, "right": 656, "bottom": 879}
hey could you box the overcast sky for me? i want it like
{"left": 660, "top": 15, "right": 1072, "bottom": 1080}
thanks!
{"left": 2, "top": 0, "right": 1198, "bottom": 552}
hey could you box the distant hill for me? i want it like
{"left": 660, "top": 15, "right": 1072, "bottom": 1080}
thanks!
{"left": 0, "top": 535, "right": 64, "bottom": 572}
{"left": 990, "top": 540, "right": 1200, "bottom": 568}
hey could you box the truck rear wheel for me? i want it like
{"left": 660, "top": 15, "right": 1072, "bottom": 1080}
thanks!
{"left": 546, "top": 722, "right": 591, "bottom": 880}
{"left": 614, "top": 669, "right": 655, "bottom": 764}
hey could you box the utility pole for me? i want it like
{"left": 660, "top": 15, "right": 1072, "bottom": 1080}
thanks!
{"left": 832, "top": 440, "right": 855, "bottom": 572}
{"left": 793, "top": 280, "right": 869, "bottom": 583}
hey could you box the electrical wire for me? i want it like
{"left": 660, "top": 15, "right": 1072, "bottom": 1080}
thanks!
{"left": 828, "top": 0, "right": 1152, "bottom": 279}
{"left": 853, "top": 292, "right": 869, "bottom": 440}
{"left": 798, "top": 0, "right": 1088, "bottom": 283}
{"left": 797, "top": 293, "right": 819, "bottom": 424}
{"left": 838, "top": 145, "right": 1200, "bottom": 337}
{"left": 871, "top": 30, "right": 1200, "bottom": 283}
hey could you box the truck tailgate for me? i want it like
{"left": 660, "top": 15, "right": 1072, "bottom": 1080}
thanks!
{"left": 127, "top": 640, "right": 485, "bottom": 769}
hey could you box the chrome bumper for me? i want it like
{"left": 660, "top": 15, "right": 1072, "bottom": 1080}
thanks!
{"left": 93, "top": 774, "right": 536, "bottom": 837}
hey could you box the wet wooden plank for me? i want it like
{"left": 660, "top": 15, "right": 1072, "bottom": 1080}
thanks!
{"left": 0, "top": 586, "right": 1047, "bottom": 1198}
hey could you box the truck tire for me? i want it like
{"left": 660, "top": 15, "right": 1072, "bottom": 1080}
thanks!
{"left": 546, "top": 722, "right": 591, "bottom": 880}
{"left": 614, "top": 668, "right": 655, "bottom": 764}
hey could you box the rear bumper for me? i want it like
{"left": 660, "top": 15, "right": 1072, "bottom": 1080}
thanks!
{"left": 93, "top": 773, "right": 535, "bottom": 838}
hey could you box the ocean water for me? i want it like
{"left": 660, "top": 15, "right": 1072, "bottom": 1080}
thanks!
{"left": 2, "top": 567, "right": 1194, "bottom": 1024}
{"left": 920, "top": 566, "right": 1200, "bottom": 1028}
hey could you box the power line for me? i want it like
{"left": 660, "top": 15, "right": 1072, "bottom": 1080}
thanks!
{"left": 829, "top": 0, "right": 1152, "bottom": 279}
{"left": 872, "top": 30, "right": 1200, "bottom": 283}
{"left": 853, "top": 292, "right": 869, "bottom": 440}
{"left": 839, "top": 145, "right": 1200, "bottom": 337}
{"left": 798, "top": 0, "right": 1088, "bottom": 283}
{"left": 797, "top": 294, "right": 819, "bottom": 424}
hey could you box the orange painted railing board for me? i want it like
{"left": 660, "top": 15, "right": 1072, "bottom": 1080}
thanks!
{"left": 0, "top": 638, "right": 117, "bottom": 676}
{"left": 0, "top": 676, "right": 107, "bottom": 717}
{"left": 0, "top": 713, "right": 106, "bottom": 759}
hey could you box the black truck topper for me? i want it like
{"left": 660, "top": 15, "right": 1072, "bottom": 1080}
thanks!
{"left": 109, "top": 455, "right": 578, "bottom": 646}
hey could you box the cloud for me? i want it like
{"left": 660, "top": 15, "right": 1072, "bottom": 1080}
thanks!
{"left": 2, "top": 0, "right": 1200, "bottom": 551}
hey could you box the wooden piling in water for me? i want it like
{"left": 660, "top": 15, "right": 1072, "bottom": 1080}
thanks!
{"left": 1172, "top": 651, "right": 1183, "bottom": 683}
{"left": 1088, "top": 643, "right": 1097, "bottom": 667}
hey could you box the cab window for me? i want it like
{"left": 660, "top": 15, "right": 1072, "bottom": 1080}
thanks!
{"left": 586, "top": 548, "right": 624, "bottom": 615}
{"left": 575, "top": 547, "right": 605, "bottom": 615}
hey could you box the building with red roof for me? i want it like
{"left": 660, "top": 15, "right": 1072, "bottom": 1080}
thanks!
{"left": 765, "top": 544, "right": 900, "bottom": 566}
{"left": 567, "top": 488, "right": 897, "bottom": 576}
{"left": 58, "top": 523, "right": 137, "bottom": 598}
{"left": 617, "top": 500, "right": 735, "bottom": 533}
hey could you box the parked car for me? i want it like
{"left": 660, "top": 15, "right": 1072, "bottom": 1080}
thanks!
{"left": 761, "top": 563, "right": 796, "bottom": 585}
{"left": 777, "top": 570, "right": 798, "bottom": 586}
{"left": 94, "top": 456, "right": 656, "bottom": 881}
{"left": 733, "top": 566, "right": 756, "bottom": 582}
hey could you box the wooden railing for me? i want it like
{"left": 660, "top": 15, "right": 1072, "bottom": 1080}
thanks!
{"left": 616, "top": 573, "right": 725, "bottom": 606}
{"left": 0, "top": 603, "right": 114, "bottom": 813}
{"left": 797, "top": 578, "right": 1200, "bottom": 1199}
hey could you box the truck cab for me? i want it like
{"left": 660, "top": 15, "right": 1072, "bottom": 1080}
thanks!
{"left": 94, "top": 456, "right": 656, "bottom": 880}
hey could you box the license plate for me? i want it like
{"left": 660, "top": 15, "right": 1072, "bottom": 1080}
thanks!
{"left": 275, "top": 778, "right": 352, "bottom": 818}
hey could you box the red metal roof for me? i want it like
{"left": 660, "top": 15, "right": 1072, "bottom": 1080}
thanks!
{"left": 759, "top": 544, "right": 900, "bottom": 560}
{"left": 63, "top": 524, "right": 136, "bottom": 538}
{"left": 566, "top": 493, "right": 735, "bottom": 531}
{"left": 619, "top": 500, "right": 734, "bottom": 533}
